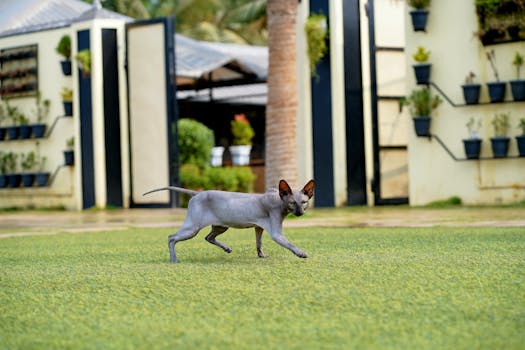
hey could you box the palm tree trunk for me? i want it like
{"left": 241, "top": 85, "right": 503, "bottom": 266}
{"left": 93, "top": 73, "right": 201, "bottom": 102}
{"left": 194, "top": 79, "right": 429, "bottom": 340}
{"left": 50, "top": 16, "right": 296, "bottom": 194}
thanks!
{"left": 265, "top": 0, "right": 299, "bottom": 190}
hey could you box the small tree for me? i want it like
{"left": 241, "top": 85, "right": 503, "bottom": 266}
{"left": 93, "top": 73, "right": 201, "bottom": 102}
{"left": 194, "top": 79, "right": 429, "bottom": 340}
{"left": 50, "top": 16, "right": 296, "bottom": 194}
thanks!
{"left": 513, "top": 52, "right": 524, "bottom": 80}
{"left": 491, "top": 113, "right": 510, "bottom": 137}
{"left": 412, "top": 46, "right": 430, "bottom": 63}
{"left": 56, "top": 35, "right": 71, "bottom": 59}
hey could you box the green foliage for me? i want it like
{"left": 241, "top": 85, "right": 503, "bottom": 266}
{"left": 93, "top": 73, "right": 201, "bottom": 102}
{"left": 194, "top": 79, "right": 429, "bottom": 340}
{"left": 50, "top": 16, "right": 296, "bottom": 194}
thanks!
{"left": 0, "top": 102, "right": 6, "bottom": 126}
{"left": 66, "top": 137, "right": 74, "bottom": 149}
{"left": 518, "top": 118, "right": 525, "bottom": 135}
{"left": 61, "top": 87, "right": 73, "bottom": 101}
{"left": 401, "top": 87, "right": 442, "bottom": 117}
{"left": 408, "top": 0, "right": 431, "bottom": 9}
{"left": 177, "top": 118, "right": 215, "bottom": 169}
{"left": 230, "top": 114, "right": 254, "bottom": 145}
{"left": 20, "top": 152, "right": 36, "bottom": 172}
{"left": 179, "top": 163, "right": 256, "bottom": 206}
{"left": 305, "top": 12, "right": 328, "bottom": 77}
{"left": 0, "top": 151, "right": 6, "bottom": 174}
{"left": 513, "top": 52, "right": 524, "bottom": 79}
{"left": 412, "top": 46, "right": 430, "bottom": 63}
{"left": 0, "top": 226, "right": 524, "bottom": 349}
{"left": 55, "top": 35, "right": 71, "bottom": 59}
{"left": 491, "top": 112, "right": 510, "bottom": 137}
{"left": 75, "top": 49, "right": 91, "bottom": 76}
{"left": 466, "top": 117, "right": 482, "bottom": 139}
{"left": 426, "top": 196, "right": 462, "bottom": 207}
{"left": 4, "top": 152, "right": 18, "bottom": 173}
{"left": 5, "top": 102, "right": 24, "bottom": 125}
{"left": 35, "top": 91, "right": 51, "bottom": 123}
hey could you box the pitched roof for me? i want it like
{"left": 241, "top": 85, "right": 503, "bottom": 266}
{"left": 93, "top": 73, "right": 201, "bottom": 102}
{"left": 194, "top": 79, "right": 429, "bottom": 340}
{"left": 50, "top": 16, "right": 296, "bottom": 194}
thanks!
{"left": 0, "top": 0, "right": 130, "bottom": 38}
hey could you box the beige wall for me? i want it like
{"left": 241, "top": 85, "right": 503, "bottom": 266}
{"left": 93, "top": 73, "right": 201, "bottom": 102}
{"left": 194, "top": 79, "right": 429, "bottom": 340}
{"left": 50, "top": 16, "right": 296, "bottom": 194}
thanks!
{"left": 0, "top": 18, "right": 129, "bottom": 210}
{"left": 0, "top": 28, "right": 77, "bottom": 210}
{"left": 405, "top": 0, "right": 525, "bottom": 205}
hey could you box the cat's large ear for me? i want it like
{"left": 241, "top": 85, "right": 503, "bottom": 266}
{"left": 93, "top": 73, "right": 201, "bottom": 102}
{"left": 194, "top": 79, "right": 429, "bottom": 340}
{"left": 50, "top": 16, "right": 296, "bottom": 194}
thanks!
{"left": 279, "top": 179, "right": 293, "bottom": 199}
{"left": 302, "top": 180, "right": 315, "bottom": 199}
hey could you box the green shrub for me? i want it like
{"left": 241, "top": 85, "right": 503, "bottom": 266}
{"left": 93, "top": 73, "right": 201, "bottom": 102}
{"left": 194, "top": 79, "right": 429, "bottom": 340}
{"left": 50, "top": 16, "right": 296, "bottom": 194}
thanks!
{"left": 179, "top": 165, "right": 256, "bottom": 207}
{"left": 177, "top": 119, "right": 215, "bottom": 169}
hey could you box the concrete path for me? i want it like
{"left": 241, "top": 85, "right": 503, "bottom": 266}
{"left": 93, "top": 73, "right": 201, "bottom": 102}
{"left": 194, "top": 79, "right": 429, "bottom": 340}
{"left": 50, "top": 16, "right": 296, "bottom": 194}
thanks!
{"left": 0, "top": 206, "right": 524, "bottom": 239}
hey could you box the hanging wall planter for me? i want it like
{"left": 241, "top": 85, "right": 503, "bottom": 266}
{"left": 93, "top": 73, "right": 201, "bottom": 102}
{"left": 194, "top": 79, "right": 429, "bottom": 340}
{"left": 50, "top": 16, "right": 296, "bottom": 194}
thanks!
{"left": 412, "top": 46, "right": 431, "bottom": 84}
{"left": 408, "top": 0, "right": 431, "bottom": 32}
{"left": 517, "top": 118, "right": 525, "bottom": 157}
{"left": 510, "top": 52, "right": 525, "bottom": 101}
{"left": 31, "top": 124, "right": 46, "bottom": 138}
{"left": 56, "top": 35, "right": 72, "bottom": 76}
{"left": 463, "top": 117, "right": 482, "bottom": 159}
{"left": 490, "top": 113, "right": 510, "bottom": 158}
{"left": 35, "top": 172, "right": 50, "bottom": 187}
{"left": 461, "top": 72, "right": 481, "bottom": 105}
{"left": 486, "top": 50, "right": 506, "bottom": 103}
{"left": 0, "top": 127, "right": 5, "bottom": 141}
{"left": 7, "top": 126, "right": 19, "bottom": 140}
{"left": 61, "top": 87, "right": 73, "bottom": 116}
{"left": 401, "top": 87, "right": 442, "bottom": 137}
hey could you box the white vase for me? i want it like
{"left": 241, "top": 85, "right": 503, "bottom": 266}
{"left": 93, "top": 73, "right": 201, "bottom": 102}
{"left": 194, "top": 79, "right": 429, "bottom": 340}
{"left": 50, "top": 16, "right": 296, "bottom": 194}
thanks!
{"left": 210, "top": 146, "right": 225, "bottom": 167}
{"left": 229, "top": 145, "right": 252, "bottom": 166}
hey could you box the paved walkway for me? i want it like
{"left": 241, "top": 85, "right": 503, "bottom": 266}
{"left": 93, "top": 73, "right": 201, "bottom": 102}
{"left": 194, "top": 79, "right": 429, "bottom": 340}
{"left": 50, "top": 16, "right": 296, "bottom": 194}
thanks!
{"left": 0, "top": 206, "right": 524, "bottom": 238}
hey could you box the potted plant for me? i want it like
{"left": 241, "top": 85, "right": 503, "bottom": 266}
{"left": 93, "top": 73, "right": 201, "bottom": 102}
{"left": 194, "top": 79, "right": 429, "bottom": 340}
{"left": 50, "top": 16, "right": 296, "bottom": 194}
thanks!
{"left": 34, "top": 146, "right": 49, "bottom": 187}
{"left": 32, "top": 92, "right": 50, "bottom": 138}
{"left": 408, "top": 0, "right": 431, "bottom": 32}
{"left": 304, "top": 12, "right": 328, "bottom": 78}
{"left": 6, "top": 102, "right": 20, "bottom": 140}
{"left": 56, "top": 34, "right": 72, "bottom": 75}
{"left": 75, "top": 49, "right": 91, "bottom": 77}
{"left": 210, "top": 146, "right": 225, "bottom": 167}
{"left": 461, "top": 71, "right": 481, "bottom": 105}
{"left": 64, "top": 137, "right": 74, "bottom": 166}
{"left": 4, "top": 152, "right": 20, "bottom": 187}
{"left": 517, "top": 118, "right": 525, "bottom": 157}
{"left": 401, "top": 87, "right": 442, "bottom": 137}
{"left": 20, "top": 151, "right": 36, "bottom": 187}
{"left": 490, "top": 112, "right": 510, "bottom": 158}
{"left": 486, "top": 50, "right": 506, "bottom": 103}
{"left": 61, "top": 87, "right": 73, "bottom": 116}
{"left": 18, "top": 113, "right": 31, "bottom": 139}
{"left": 510, "top": 52, "right": 525, "bottom": 101}
{"left": 463, "top": 117, "right": 482, "bottom": 159}
{"left": 412, "top": 46, "right": 431, "bottom": 84}
{"left": 0, "top": 151, "right": 7, "bottom": 188}
{"left": 229, "top": 113, "right": 254, "bottom": 166}
{"left": 0, "top": 102, "right": 6, "bottom": 141}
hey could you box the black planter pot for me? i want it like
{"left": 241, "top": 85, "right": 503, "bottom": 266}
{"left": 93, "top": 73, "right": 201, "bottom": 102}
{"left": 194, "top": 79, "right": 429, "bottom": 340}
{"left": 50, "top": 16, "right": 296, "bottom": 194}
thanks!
{"left": 63, "top": 101, "right": 73, "bottom": 116}
{"left": 32, "top": 124, "right": 47, "bottom": 138}
{"left": 19, "top": 125, "right": 32, "bottom": 139}
{"left": 463, "top": 139, "right": 482, "bottom": 159}
{"left": 64, "top": 150, "right": 74, "bottom": 166}
{"left": 510, "top": 80, "right": 525, "bottom": 101}
{"left": 413, "top": 116, "right": 431, "bottom": 137}
{"left": 35, "top": 172, "right": 50, "bottom": 187}
{"left": 7, "top": 174, "right": 21, "bottom": 188}
{"left": 461, "top": 84, "right": 481, "bottom": 105}
{"left": 487, "top": 82, "right": 506, "bottom": 103}
{"left": 7, "top": 126, "right": 19, "bottom": 140}
{"left": 0, "top": 174, "right": 7, "bottom": 188}
{"left": 21, "top": 173, "right": 35, "bottom": 187}
{"left": 410, "top": 10, "right": 428, "bottom": 32}
{"left": 413, "top": 64, "right": 431, "bottom": 85}
{"left": 490, "top": 137, "right": 510, "bottom": 158}
{"left": 60, "top": 60, "right": 72, "bottom": 76}
{"left": 516, "top": 135, "right": 525, "bottom": 157}
{"left": 0, "top": 127, "right": 5, "bottom": 141}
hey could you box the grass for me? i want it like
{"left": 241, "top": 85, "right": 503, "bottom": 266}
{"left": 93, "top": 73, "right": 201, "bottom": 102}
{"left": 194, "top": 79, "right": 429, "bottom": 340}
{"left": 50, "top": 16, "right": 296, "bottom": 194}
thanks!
{"left": 1, "top": 226, "right": 524, "bottom": 349}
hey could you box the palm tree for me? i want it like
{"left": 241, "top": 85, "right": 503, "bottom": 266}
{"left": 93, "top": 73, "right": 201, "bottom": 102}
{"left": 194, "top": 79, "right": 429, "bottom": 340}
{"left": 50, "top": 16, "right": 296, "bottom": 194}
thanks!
{"left": 265, "top": 0, "right": 299, "bottom": 190}
{"left": 82, "top": 0, "right": 150, "bottom": 19}
{"left": 151, "top": 0, "right": 267, "bottom": 45}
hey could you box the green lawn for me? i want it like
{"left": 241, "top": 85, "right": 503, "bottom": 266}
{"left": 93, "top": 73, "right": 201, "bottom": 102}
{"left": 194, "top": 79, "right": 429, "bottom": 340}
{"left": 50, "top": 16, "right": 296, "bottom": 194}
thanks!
{"left": 1, "top": 226, "right": 524, "bottom": 349}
